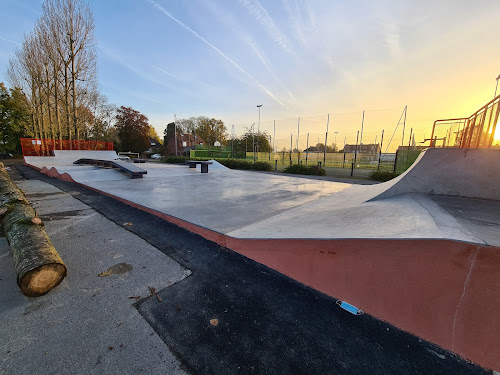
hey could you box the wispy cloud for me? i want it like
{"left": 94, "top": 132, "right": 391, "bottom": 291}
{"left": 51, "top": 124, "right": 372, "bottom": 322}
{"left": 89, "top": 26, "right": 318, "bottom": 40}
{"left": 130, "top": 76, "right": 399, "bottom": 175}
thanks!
{"left": 99, "top": 46, "right": 164, "bottom": 86}
{"left": 375, "top": 12, "right": 402, "bottom": 60}
{"left": 239, "top": 0, "right": 294, "bottom": 54}
{"left": 0, "top": 36, "right": 21, "bottom": 46}
{"left": 147, "top": 0, "right": 287, "bottom": 109}
{"left": 248, "top": 40, "right": 296, "bottom": 101}
{"left": 153, "top": 65, "right": 177, "bottom": 79}
{"left": 282, "top": 0, "right": 305, "bottom": 45}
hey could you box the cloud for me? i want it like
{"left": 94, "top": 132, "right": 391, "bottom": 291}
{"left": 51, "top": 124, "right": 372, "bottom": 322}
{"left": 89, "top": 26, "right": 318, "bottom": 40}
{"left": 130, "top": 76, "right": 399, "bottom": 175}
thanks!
{"left": 248, "top": 39, "right": 296, "bottom": 101}
{"left": 282, "top": 0, "right": 306, "bottom": 45}
{"left": 239, "top": 0, "right": 294, "bottom": 54}
{"left": 0, "top": 36, "right": 21, "bottom": 46}
{"left": 147, "top": 0, "right": 287, "bottom": 109}
{"left": 153, "top": 65, "right": 177, "bottom": 79}
{"left": 99, "top": 45, "right": 164, "bottom": 87}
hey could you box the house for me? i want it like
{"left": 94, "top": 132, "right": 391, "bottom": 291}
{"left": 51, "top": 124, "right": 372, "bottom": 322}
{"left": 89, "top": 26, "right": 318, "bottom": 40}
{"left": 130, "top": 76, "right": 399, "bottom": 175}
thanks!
{"left": 166, "top": 133, "right": 205, "bottom": 156}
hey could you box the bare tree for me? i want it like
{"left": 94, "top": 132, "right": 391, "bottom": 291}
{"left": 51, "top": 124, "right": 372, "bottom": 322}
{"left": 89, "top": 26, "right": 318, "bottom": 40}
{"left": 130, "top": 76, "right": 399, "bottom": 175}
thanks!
{"left": 7, "top": 0, "right": 100, "bottom": 150}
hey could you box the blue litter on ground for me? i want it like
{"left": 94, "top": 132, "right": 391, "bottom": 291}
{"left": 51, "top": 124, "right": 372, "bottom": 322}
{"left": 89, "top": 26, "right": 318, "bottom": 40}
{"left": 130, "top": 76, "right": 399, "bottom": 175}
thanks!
{"left": 337, "top": 300, "right": 364, "bottom": 315}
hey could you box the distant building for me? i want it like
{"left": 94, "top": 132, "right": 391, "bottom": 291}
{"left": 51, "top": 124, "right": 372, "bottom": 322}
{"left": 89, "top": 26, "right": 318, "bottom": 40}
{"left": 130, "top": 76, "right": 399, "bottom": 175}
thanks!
{"left": 167, "top": 134, "right": 205, "bottom": 156}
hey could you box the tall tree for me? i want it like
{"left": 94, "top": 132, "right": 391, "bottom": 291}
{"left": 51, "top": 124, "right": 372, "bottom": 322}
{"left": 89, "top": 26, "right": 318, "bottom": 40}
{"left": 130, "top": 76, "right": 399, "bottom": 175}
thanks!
{"left": 196, "top": 117, "right": 227, "bottom": 146}
{"left": 149, "top": 126, "right": 162, "bottom": 144}
{"left": 115, "top": 106, "right": 150, "bottom": 152}
{"left": 7, "top": 0, "right": 98, "bottom": 145}
{"left": 0, "top": 83, "right": 31, "bottom": 153}
{"left": 229, "top": 130, "right": 271, "bottom": 156}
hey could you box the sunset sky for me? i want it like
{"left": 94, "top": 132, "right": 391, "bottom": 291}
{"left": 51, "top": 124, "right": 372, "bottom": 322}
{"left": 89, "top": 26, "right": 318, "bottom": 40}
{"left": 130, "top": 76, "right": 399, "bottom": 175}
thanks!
{"left": 1, "top": 0, "right": 499, "bottom": 149}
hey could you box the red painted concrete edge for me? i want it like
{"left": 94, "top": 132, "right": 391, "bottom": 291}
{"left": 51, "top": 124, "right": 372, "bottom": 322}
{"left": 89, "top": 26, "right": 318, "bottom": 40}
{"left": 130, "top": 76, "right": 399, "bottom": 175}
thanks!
{"left": 25, "top": 163, "right": 499, "bottom": 371}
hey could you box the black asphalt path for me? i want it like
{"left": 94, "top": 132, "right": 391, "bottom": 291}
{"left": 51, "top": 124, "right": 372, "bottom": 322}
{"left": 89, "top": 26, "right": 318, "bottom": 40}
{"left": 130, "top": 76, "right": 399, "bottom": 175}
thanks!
{"left": 12, "top": 164, "right": 489, "bottom": 375}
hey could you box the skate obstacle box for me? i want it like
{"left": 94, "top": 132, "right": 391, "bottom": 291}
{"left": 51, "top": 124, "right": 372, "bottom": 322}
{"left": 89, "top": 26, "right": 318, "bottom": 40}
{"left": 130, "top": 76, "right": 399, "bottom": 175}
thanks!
{"left": 185, "top": 160, "right": 213, "bottom": 173}
{"left": 73, "top": 158, "right": 147, "bottom": 178}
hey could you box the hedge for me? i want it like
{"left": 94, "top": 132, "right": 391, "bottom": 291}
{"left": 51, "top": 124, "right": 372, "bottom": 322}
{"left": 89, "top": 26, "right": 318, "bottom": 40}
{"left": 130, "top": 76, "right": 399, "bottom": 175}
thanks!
{"left": 368, "top": 170, "right": 400, "bottom": 182}
{"left": 163, "top": 157, "right": 272, "bottom": 171}
{"left": 283, "top": 164, "right": 326, "bottom": 176}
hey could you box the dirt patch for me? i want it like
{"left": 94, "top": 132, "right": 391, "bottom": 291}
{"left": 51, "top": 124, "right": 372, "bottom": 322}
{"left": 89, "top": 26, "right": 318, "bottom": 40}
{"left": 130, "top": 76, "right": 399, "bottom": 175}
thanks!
{"left": 98, "top": 263, "right": 133, "bottom": 277}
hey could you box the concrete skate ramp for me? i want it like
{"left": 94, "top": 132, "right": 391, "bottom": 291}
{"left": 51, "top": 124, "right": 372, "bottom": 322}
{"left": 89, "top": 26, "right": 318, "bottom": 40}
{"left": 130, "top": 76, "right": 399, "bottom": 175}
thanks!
{"left": 371, "top": 148, "right": 500, "bottom": 201}
{"left": 53, "top": 150, "right": 118, "bottom": 161}
{"left": 24, "top": 150, "right": 119, "bottom": 170}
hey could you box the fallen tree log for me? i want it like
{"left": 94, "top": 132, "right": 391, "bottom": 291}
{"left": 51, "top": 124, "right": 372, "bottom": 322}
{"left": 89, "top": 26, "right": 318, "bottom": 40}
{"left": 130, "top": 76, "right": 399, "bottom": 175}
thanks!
{"left": 0, "top": 163, "right": 67, "bottom": 297}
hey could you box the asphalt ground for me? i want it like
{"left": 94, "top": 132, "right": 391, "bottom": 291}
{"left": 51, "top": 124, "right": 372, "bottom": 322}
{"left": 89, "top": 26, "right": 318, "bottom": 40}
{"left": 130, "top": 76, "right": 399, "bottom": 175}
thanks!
{"left": 6, "top": 163, "right": 490, "bottom": 375}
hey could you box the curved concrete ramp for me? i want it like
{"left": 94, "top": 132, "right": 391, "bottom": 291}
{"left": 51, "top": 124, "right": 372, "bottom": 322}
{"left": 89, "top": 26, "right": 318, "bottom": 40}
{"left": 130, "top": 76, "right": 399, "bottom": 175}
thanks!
{"left": 370, "top": 148, "right": 500, "bottom": 201}
{"left": 53, "top": 150, "right": 118, "bottom": 161}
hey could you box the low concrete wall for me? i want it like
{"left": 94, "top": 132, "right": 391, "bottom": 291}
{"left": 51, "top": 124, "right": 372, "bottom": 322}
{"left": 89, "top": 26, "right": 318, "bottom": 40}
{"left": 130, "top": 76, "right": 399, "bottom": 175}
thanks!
{"left": 372, "top": 148, "right": 500, "bottom": 201}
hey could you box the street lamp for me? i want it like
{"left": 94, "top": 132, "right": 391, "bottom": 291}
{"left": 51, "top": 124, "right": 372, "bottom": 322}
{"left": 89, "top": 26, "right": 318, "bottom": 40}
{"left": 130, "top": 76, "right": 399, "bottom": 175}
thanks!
{"left": 257, "top": 105, "right": 262, "bottom": 156}
{"left": 495, "top": 74, "right": 500, "bottom": 98}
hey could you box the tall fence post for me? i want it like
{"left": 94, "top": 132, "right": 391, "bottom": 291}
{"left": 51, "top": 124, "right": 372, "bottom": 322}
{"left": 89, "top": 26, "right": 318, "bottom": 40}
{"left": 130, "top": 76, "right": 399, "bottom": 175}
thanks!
{"left": 378, "top": 129, "right": 384, "bottom": 170}
{"left": 351, "top": 131, "right": 359, "bottom": 177}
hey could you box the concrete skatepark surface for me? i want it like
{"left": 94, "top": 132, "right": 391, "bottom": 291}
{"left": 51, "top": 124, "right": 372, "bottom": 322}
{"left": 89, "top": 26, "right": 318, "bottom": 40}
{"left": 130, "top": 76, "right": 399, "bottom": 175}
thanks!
{"left": 6, "top": 147, "right": 500, "bottom": 371}
{"left": 1, "top": 164, "right": 490, "bottom": 375}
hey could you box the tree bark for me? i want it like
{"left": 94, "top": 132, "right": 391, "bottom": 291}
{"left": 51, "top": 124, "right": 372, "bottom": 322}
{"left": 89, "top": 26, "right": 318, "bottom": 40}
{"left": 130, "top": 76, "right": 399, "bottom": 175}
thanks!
{"left": 0, "top": 164, "right": 66, "bottom": 297}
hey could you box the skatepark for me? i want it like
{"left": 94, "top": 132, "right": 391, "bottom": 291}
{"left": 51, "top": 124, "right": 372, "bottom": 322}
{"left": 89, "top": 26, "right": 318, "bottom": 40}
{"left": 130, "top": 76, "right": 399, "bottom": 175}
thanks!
{"left": 8, "top": 146, "right": 496, "bottom": 372}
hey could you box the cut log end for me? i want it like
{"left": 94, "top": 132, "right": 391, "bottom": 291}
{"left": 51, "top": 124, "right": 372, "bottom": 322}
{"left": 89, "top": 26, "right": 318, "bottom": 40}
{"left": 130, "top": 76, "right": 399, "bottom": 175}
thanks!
{"left": 31, "top": 217, "right": 42, "bottom": 225}
{"left": 19, "top": 263, "right": 67, "bottom": 297}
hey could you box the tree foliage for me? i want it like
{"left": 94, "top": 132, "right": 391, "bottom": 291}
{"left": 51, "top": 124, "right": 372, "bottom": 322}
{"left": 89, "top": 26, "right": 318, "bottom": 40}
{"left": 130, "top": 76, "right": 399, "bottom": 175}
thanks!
{"left": 0, "top": 83, "right": 31, "bottom": 153}
{"left": 230, "top": 130, "right": 271, "bottom": 154}
{"left": 163, "top": 116, "right": 228, "bottom": 148}
{"left": 197, "top": 117, "right": 227, "bottom": 146}
{"left": 115, "top": 106, "right": 150, "bottom": 152}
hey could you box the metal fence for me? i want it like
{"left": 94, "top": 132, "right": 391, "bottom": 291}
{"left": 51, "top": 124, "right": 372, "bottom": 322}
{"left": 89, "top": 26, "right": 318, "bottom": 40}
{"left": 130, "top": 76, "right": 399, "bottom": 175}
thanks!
{"left": 431, "top": 95, "right": 500, "bottom": 148}
{"left": 20, "top": 138, "right": 114, "bottom": 156}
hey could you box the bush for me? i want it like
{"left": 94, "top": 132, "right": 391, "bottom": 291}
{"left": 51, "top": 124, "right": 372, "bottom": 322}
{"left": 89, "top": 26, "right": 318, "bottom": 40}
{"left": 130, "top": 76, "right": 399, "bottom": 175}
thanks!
{"left": 369, "top": 170, "right": 399, "bottom": 182}
{"left": 283, "top": 164, "right": 326, "bottom": 176}
{"left": 252, "top": 161, "right": 272, "bottom": 171}
{"left": 217, "top": 159, "right": 252, "bottom": 170}
{"left": 163, "top": 156, "right": 187, "bottom": 164}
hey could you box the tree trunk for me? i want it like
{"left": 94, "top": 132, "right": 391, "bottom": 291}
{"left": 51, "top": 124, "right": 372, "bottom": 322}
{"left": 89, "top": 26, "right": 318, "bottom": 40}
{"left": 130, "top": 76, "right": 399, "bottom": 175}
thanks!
{"left": 64, "top": 66, "right": 71, "bottom": 145}
{"left": 69, "top": 36, "right": 79, "bottom": 145}
{"left": 45, "top": 65, "right": 55, "bottom": 152}
{"left": 0, "top": 164, "right": 67, "bottom": 297}
{"left": 53, "top": 64, "right": 62, "bottom": 142}
{"left": 36, "top": 85, "right": 48, "bottom": 156}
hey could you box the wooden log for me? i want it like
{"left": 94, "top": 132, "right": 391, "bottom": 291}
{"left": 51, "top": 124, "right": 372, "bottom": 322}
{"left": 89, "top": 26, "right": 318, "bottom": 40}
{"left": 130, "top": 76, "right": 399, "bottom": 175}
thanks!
{"left": 0, "top": 163, "right": 67, "bottom": 297}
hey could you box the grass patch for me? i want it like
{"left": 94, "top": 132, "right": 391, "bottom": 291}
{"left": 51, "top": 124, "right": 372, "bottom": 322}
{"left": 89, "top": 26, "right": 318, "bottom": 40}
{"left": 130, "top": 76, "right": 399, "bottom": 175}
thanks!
{"left": 283, "top": 164, "right": 326, "bottom": 176}
{"left": 368, "top": 170, "right": 399, "bottom": 182}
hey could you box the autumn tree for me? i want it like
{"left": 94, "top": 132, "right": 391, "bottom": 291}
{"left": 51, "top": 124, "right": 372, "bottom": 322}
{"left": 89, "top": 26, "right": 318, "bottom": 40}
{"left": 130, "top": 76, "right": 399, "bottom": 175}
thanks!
{"left": 115, "top": 106, "right": 150, "bottom": 152}
{"left": 195, "top": 117, "right": 227, "bottom": 146}
{"left": 149, "top": 126, "right": 162, "bottom": 144}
